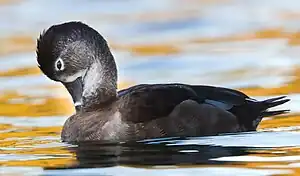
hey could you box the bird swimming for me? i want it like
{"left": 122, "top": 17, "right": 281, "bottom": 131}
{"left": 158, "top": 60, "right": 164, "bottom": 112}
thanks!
{"left": 36, "top": 21, "right": 290, "bottom": 142}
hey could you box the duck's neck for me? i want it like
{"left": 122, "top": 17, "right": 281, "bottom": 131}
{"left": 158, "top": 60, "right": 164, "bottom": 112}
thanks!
{"left": 82, "top": 56, "right": 118, "bottom": 111}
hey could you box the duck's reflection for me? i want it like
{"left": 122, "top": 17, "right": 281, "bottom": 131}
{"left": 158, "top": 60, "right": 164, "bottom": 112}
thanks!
{"left": 50, "top": 138, "right": 252, "bottom": 169}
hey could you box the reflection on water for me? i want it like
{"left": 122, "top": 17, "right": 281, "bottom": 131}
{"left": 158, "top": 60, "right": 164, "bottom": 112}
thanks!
{"left": 39, "top": 133, "right": 300, "bottom": 175}
{"left": 61, "top": 138, "right": 248, "bottom": 168}
{"left": 1, "top": 0, "right": 300, "bottom": 175}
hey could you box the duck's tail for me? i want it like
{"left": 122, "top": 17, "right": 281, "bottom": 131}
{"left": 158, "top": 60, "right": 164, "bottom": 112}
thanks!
{"left": 259, "top": 96, "right": 290, "bottom": 117}
{"left": 230, "top": 96, "right": 290, "bottom": 131}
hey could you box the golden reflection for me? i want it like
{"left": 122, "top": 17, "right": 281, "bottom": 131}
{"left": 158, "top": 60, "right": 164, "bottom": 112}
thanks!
{"left": 0, "top": 158, "right": 76, "bottom": 168}
{"left": 0, "top": 36, "right": 35, "bottom": 56}
{"left": 239, "top": 67, "right": 300, "bottom": 96}
{"left": 258, "top": 114, "right": 300, "bottom": 130}
{"left": 0, "top": 126, "right": 62, "bottom": 140}
{"left": 224, "top": 147, "right": 300, "bottom": 176}
{"left": 0, "top": 66, "right": 40, "bottom": 77}
{"left": 2, "top": 27, "right": 300, "bottom": 57}
{"left": 110, "top": 28, "right": 300, "bottom": 55}
{"left": 0, "top": 145, "right": 70, "bottom": 156}
{"left": 0, "top": 125, "right": 76, "bottom": 167}
{"left": 0, "top": 123, "right": 12, "bottom": 131}
{"left": 0, "top": 90, "right": 74, "bottom": 117}
{"left": 112, "top": 43, "right": 181, "bottom": 56}
{"left": 288, "top": 32, "right": 300, "bottom": 46}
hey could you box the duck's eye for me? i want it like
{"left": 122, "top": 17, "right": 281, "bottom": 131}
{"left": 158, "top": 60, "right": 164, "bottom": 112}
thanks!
{"left": 55, "top": 58, "right": 64, "bottom": 71}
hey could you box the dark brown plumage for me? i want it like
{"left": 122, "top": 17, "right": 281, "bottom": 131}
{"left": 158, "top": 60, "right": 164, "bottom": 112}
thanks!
{"left": 36, "top": 21, "right": 290, "bottom": 142}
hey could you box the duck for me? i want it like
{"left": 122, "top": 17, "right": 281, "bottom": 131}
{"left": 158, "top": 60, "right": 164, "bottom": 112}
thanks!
{"left": 36, "top": 21, "right": 290, "bottom": 142}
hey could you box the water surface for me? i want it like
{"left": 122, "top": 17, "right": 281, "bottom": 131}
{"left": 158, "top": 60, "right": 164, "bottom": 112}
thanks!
{"left": 1, "top": 0, "right": 300, "bottom": 175}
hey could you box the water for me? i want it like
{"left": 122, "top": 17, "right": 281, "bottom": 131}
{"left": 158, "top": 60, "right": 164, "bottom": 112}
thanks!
{"left": 1, "top": 0, "right": 300, "bottom": 175}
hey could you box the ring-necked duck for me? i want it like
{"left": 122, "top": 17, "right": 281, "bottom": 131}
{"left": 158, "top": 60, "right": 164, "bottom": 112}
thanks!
{"left": 36, "top": 21, "right": 290, "bottom": 142}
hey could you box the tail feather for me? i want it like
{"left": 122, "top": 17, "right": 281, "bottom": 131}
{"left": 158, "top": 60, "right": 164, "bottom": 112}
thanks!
{"left": 230, "top": 95, "right": 290, "bottom": 131}
{"left": 261, "top": 96, "right": 290, "bottom": 117}
{"left": 262, "top": 96, "right": 290, "bottom": 110}
{"left": 261, "top": 109, "right": 290, "bottom": 117}
{"left": 262, "top": 96, "right": 287, "bottom": 103}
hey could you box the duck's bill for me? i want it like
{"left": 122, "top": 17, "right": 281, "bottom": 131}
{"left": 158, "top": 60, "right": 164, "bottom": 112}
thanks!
{"left": 63, "top": 77, "right": 83, "bottom": 111}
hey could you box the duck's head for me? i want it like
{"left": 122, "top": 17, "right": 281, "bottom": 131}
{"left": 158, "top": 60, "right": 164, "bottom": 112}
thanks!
{"left": 37, "top": 21, "right": 118, "bottom": 111}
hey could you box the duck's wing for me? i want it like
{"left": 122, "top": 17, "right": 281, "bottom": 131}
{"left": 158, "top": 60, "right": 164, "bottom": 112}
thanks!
{"left": 188, "top": 85, "right": 290, "bottom": 130}
{"left": 118, "top": 84, "right": 203, "bottom": 123}
{"left": 117, "top": 84, "right": 250, "bottom": 111}
{"left": 118, "top": 84, "right": 241, "bottom": 137}
{"left": 188, "top": 85, "right": 251, "bottom": 109}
